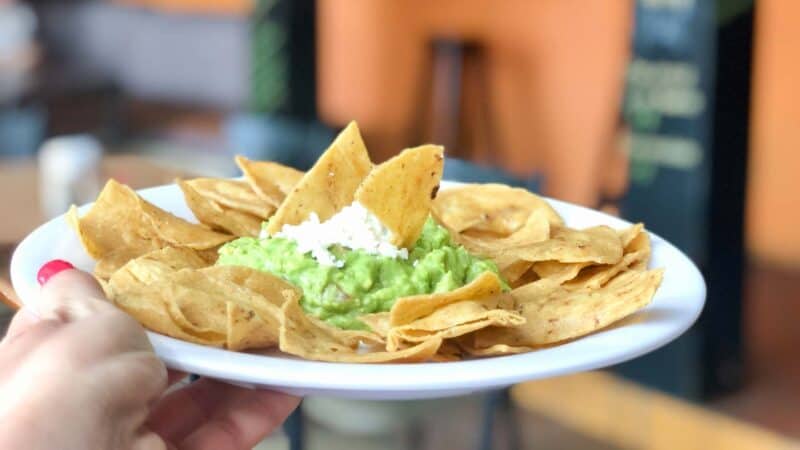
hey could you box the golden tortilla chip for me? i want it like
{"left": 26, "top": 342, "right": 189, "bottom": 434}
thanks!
{"left": 449, "top": 333, "right": 535, "bottom": 356}
{"left": 501, "top": 260, "right": 535, "bottom": 286}
{"left": 227, "top": 301, "right": 277, "bottom": 351}
{"left": 466, "top": 344, "right": 535, "bottom": 356}
{"left": 354, "top": 145, "right": 444, "bottom": 248}
{"left": 108, "top": 254, "right": 226, "bottom": 346}
{"left": 474, "top": 269, "right": 663, "bottom": 347}
{"left": 265, "top": 121, "right": 373, "bottom": 235}
{"left": 114, "top": 247, "right": 209, "bottom": 283}
{"left": 107, "top": 250, "right": 291, "bottom": 350}
{"left": 70, "top": 180, "right": 232, "bottom": 278}
{"left": 68, "top": 182, "right": 165, "bottom": 268}
{"left": 235, "top": 155, "right": 304, "bottom": 207}
{"left": 455, "top": 209, "right": 552, "bottom": 256}
{"left": 389, "top": 271, "right": 504, "bottom": 326}
{"left": 432, "top": 183, "right": 563, "bottom": 236}
{"left": 432, "top": 340, "right": 465, "bottom": 362}
{"left": 623, "top": 225, "right": 651, "bottom": 271}
{"left": 531, "top": 260, "right": 589, "bottom": 284}
{"left": 280, "top": 298, "right": 439, "bottom": 363}
{"left": 107, "top": 248, "right": 206, "bottom": 296}
{"left": 196, "top": 247, "right": 223, "bottom": 265}
{"left": 161, "top": 280, "right": 229, "bottom": 336}
{"left": 512, "top": 268, "right": 542, "bottom": 288}
{"left": 112, "top": 283, "right": 226, "bottom": 347}
{"left": 93, "top": 251, "right": 142, "bottom": 280}
{"left": 493, "top": 225, "right": 623, "bottom": 270}
{"left": 169, "top": 269, "right": 285, "bottom": 347}
{"left": 359, "top": 312, "right": 391, "bottom": 337}
{"left": 619, "top": 223, "right": 645, "bottom": 248}
{"left": 564, "top": 252, "right": 648, "bottom": 291}
{"left": 200, "top": 265, "right": 300, "bottom": 308}
{"left": 563, "top": 225, "right": 652, "bottom": 291}
{"left": 386, "top": 298, "right": 525, "bottom": 351}
{"left": 137, "top": 194, "right": 233, "bottom": 249}
{"left": 178, "top": 179, "right": 263, "bottom": 237}
{"left": 186, "top": 178, "right": 275, "bottom": 218}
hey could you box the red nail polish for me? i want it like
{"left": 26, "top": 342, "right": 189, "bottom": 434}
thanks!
{"left": 37, "top": 260, "right": 74, "bottom": 286}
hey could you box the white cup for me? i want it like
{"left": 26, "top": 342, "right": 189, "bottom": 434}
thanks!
{"left": 38, "top": 135, "right": 103, "bottom": 219}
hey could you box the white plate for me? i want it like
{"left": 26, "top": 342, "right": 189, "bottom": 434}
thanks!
{"left": 11, "top": 181, "right": 705, "bottom": 400}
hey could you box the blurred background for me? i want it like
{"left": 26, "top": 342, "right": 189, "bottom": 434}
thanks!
{"left": 1, "top": 0, "right": 798, "bottom": 449}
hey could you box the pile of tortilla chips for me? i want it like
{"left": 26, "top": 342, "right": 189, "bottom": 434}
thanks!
{"left": 67, "top": 121, "right": 663, "bottom": 363}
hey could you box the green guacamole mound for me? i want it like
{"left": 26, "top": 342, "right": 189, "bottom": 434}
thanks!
{"left": 216, "top": 217, "right": 505, "bottom": 330}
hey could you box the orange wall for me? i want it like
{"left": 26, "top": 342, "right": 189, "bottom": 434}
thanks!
{"left": 748, "top": 1, "right": 800, "bottom": 266}
{"left": 317, "top": 0, "right": 632, "bottom": 206}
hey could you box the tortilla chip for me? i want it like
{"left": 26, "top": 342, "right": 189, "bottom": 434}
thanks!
{"left": 564, "top": 252, "right": 648, "bottom": 291}
{"left": 107, "top": 250, "right": 290, "bottom": 350}
{"left": 449, "top": 333, "right": 535, "bottom": 356}
{"left": 456, "top": 209, "right": 551, "bottom": 256}
{"left": 161, "top": 280, "right": 229, "bottom": 336}
{"left": 354, "top": 145, "right": 444, "bottom": 248}
{"left": 468, "top": 344, "right": 534, "bottom": 356}
{"left": 227, "top": 301, "right": 277, "bottom": 351}
{"left": 501, "top": 260, "right": 535, "bottom": 286}
{"left": 432, "top": 340, "right": 465, "bottom": 361}
{"left": 186, "top": 178, "right": 275, "bottom": 218}
{"left": 389, "top": 271, "right": 504, "bottom": 326}
{"left": 265, "top": 121, "right": 373, "bottom": 235}
{"left": 111, "top": 283, "right": 226, "bottom": 347}
{"left": 106, "top": 247, "right": 209, "bottom": 314}
{"left": 474, "top": 269, "right": 663, "bottom": 347}
{"left": 280, "top": 298, "right": 438, "bottom": 362}
{"left": 359, "top": 312, "right": 391, "bottom": 337}
{"left": 531, "top": 260, "right": 589, "bottom": 284}
{"left": 235, "top": 155, "right": 304, "bottom": 208}
{"left": 108, "top": 254, "right": 226, "bottom": 346}
{"left": 137, "top": 193, "right": 233, "bottom": 249}
{"left": 169, "top": 269, "right": 284, "bottom": 347}
{"left": 623, "top": 225, "right": 651, "bottom": 271}
{"left": 619, "top": 223, "right": 645, "bottom": 248}
{"left": 70, "top": 179, "right": 233, "bottom": 278}
{"left": 459, "top": 341, "right": 535, "bottom": 356}
{"left": 493, "top": 225, "right": 623, "bottom": 269}
{"left": 200, "top": 265, "right": 300, "bottom": 308}
{"left": 386, "top": 298, "right": 525, "bottom": 351}
{"left": 93, "top": 251, "right": 140, "bottom": 280}
{"left": 432, "top": 183, "right": 563, "bottom": 236}
{"left": 178, "top": 179, "right": 263, "bottom": 237}
{"left": 296, "top": 308, "right": 386, "bottom": 348}
{"left": 564, "top": 226, "right": 651, "bottom": 291}
{"left": 68, "top": 183, "right": 165, "bottom": 272}
{"left": 114, "top": 247, "right": 209, "bottom": 283}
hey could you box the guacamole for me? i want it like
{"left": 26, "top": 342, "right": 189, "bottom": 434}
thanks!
{"left": 216, "top": 217, "right": 504, "bottom": 330}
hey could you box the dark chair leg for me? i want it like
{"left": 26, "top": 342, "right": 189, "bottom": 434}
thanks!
{"left": 283, "top": 401, "right": 304, "bottom": 450}
{"left": 479, "top": 390, "right": 500, "bottom": 450}
{"left": 479, "top": 389, "right": 520, "bottom": 450}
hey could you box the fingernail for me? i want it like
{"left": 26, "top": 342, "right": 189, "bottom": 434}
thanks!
{"left": 37, "top": 260, "right": 75, "bottom": 286}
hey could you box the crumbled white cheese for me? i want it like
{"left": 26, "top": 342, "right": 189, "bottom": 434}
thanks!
{"left": 269, "top": 202, "right": 408, "bottom": 267}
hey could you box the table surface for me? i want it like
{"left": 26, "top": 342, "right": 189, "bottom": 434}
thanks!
{"left": 0, "top": 154, "right": 193, "bottom": 244}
